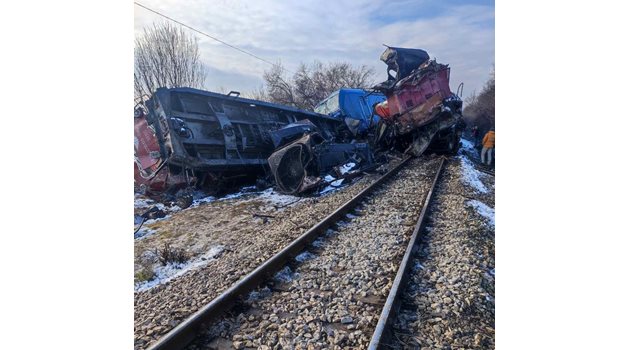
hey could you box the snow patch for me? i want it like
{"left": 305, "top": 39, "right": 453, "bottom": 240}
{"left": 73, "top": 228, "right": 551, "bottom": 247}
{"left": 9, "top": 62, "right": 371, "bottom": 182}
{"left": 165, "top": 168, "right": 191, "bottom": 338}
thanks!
{"left": 194, "top": 187, "right": 298, "bottom": 208}
{"left": 312, "top": 238, "right": 325, "bottom": 248}
{"left": 134, "top": 226, "right": 157, "bottom": 240}
{"left": 339, "top": 162, "right": 356, "bottom": 175}
{"left": 274, "top": 266, "right": 299, "bottom": 282}
{"left": 320, "top": 173, "right": 348, "bottom": 195}
{"left": 256, "top": 188, "right": 299, "bottom": 207}
{"left": 459, "top": 156, "right": 488, "bottom": 193}
{"left": 134, "top": 245, "right": 224, "bottom": 292}
{"left": 412, "top": 261, "right": 425, "bottom": 272}
{"left": 460, "top": 138, "right": 475, "bottom": 151}
{"left": 466, "top": 199, "right": 495, "bottom": 227}
{"left": 247, "top": 287, "right": 271, "bottom": 302}
{"left": 190, "top": 191, "right": 217, "bottom": 207}
{"left": 295, "top": 251, "right": 315, "bottom": 262}
{"left": 134, "top": 194, "right": 156, "bottom": 209}
{"left": 134, "top": 195, "right": 185, "bottom": 240}
{"left": 134, "top": 214, "right": 173, "bottom": 240}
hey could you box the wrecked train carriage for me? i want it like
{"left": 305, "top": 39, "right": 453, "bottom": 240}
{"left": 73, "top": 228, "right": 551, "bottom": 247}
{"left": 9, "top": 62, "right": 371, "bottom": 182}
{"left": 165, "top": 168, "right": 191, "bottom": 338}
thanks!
{"left": 267, "top": 88, "right": 387, "bottom": 195}
{"left": 134, "top": 87, "right": 345, "bottom": 197}
{"left": 266, "top": 47, "right": 467, "bottom": 195}
{"left": 374, "top": 46, "right": 464, "bottom": 156}
{"left": 268, "top": 132, "right": 375, "bottom": 194}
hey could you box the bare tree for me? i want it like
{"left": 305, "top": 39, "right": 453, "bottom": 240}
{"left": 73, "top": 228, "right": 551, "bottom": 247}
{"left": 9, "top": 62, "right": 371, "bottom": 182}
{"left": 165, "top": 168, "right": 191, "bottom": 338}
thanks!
{"left": 251, "top": 61, "right": 375, "bottom": 110}
{"left": 134, "top": 22, "right": 207, "bottom": 99}
{"left": 464, "top": 67, "right": 495, "bottom": 131}
{"left": 245, "top": 85, "right": 270, "bottom": 102}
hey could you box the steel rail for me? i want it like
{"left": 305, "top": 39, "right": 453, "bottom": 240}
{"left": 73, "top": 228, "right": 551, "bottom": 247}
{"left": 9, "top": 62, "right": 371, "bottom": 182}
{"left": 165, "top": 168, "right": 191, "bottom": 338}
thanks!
{"left": 146, "top": 156, "right": 413, "bottom": 350}
{"left": 477, "top": 167, "right": 495, "bottom": 176}
{"left": 367, "top": 157, "right": 446, "bottom": 350}
{"left": 472, "top": 161, "right": 494, "bottom": 176}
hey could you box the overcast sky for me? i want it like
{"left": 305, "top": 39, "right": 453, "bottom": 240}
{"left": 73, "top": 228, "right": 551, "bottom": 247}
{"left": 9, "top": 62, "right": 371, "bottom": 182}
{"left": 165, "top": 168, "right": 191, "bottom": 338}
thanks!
{"left": 134, "top": 0, "right": 494, "bottom": 101}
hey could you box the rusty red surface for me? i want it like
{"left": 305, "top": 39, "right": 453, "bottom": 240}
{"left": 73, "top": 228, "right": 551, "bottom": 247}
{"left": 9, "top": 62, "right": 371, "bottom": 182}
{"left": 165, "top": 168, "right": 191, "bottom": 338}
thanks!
{"left": 394, "top": 93, "right": 445, "bottom": 134}
{"left": 386, "top": 64, "right": 451, "bottom": 116}
{"left": 134, "top": 116, "right": 161, "bottom": 176}
{"left": 134, "top": 113, "right": 188, "bottom": 194}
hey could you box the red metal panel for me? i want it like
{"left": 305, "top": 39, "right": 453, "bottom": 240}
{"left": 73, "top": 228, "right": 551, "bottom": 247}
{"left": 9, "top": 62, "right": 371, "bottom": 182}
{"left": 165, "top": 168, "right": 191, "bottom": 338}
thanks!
{"left": 134, "top": 115, "right": 188, "bottom": 193}
{"left": 386, "top": 67, "right": 451, "bottom": 116}
{"left": 134, "top": 116, "right": 162, "bottom": 174}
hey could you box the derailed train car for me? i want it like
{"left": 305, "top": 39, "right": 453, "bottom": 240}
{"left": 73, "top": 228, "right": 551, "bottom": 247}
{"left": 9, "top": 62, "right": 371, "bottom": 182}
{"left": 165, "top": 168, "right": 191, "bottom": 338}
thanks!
{"left": 134, "top": 87, "right": 347, "bottom": 200}
{"left": 135, "top": 47, "right": 465, "bottom": 199}
{"left": 266, "top": 46, "right": 466, "bottom": 194}
{"left": 266, "top": 89, "right": 385, "bottom": 194}
{"left": 373, "top": 46, "right": 465, "bottom": 156}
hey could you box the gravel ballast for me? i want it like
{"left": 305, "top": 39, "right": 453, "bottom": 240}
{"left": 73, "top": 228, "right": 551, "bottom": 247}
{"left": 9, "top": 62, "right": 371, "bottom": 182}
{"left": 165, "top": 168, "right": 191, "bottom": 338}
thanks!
{"left": 390, "top": 156, "right": 495, "bottom": 349}
{"left": 134, "top": 161, "right": 402, "bottom": 349}
{"left": 188, "top": 157, "right": 443, "bottom": 349}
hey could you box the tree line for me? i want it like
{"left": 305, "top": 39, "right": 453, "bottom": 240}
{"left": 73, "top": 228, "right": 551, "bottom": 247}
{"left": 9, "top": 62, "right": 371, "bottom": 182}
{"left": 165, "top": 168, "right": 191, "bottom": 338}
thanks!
{"left": 463, "top": 68, "right": 495, "bottom": 131}
{"left": 134, "top": 22, "right": 495, "bottom": 125}
{"left": 133, "top": 22, "right": 374, "bottom": 108}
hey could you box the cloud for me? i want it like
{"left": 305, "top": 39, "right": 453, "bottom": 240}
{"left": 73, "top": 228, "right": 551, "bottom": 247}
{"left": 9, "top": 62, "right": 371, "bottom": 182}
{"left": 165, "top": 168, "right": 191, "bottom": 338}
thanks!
{"left": 134, "top": 0, "right": 494, "bottom": 99}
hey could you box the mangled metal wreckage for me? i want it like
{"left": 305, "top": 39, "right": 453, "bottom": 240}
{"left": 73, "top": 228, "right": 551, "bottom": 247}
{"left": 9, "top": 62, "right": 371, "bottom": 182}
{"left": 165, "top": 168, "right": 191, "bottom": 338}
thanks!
{"left": 372, "top": 46, "right": 464, "bottom": 156}
{"left": 134, "top": 47, "right": 464, "bottom": 200}
{"left": 266, "top": 46, "right": 464, "bottom": 194}
{"left": 134, "top": 87, "right": 359, "bottom": 200}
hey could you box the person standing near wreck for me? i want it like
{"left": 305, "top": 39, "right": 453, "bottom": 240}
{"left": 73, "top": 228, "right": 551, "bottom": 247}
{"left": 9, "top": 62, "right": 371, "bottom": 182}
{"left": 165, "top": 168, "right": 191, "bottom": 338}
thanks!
{"left": 471, "top": 125, "right": 480, "bottom": 147}
{"left": 481, "top": 128, "right": 495, "bottom": 166}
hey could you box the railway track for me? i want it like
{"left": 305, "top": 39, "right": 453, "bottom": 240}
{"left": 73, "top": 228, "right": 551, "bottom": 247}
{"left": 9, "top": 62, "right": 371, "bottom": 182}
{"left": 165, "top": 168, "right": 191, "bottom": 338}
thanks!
{"left": 144, "top": 156, "right": 447, "bottom": 350}
{"left": 378, "top": 159, "right": 495, "bottom": 349}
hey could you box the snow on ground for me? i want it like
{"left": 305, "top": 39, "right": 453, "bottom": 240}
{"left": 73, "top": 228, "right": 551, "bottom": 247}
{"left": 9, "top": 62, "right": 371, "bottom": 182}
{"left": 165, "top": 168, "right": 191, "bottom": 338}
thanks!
{"left": 134, "top": 194, "right": 184, "bottom": 239}
{"left": 135, "top": 186, "right": 302, "bottom": 239}
{"left": 134, "top": 194, "right": 156, "bottom": 209}
{"left": 295, "top": 251, "right": 315, "bottom": 262}
{"left": 134, "top": 225, "right": 157, "bottom": 240}
{"left": 255, "top": 188, "right": 300, "bottom": 207}
{"left": 320, "top": 175, "right": 345, "bottom": 195}
{"left": 247, "top": 287, "right": 271, "bottom": 302}
{"left": 135, "top": 168, "right": 360, "bottom": 238}
{"left": 189, "top": 187, "right": 298, "bottom": 209}
{"left": 339, "top": 162, "right": 356, "bottom": 175}
{"left": 134, "top": 170, "right": 360, "bottom": 241}
{"left": 459, "top": 155, "right": 488, "bottom": 193}
{"left": 312, "top": 237, "right": 325, "bottom": 248}
{"left": 134, "top": 214, "right": 178, "bottom": 240}
{"left": 460, "top": 138, "right": 475, "bottom": 151}
{"left": 190, "top": 192, "right": 217, "bottom": 207}
{"left": 412, "top": 260, "right": 425, "bottom": 272}
{"left": 135, "top": 194, "right": 182, "bottom": 213}
{"left": 466, "top": 199, "right": 495, "bottom": 227}
{"left": 134, "top": 245, "right": 224, "bottom": 292}
{"left": 274, "top": 266, "right": 299, "bottom": 282}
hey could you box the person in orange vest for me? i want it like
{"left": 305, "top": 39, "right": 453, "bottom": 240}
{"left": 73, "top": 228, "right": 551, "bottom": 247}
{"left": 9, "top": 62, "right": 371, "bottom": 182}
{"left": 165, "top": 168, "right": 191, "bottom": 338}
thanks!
{"left": 481, "top": 128, "right": 495, "bottom": 166}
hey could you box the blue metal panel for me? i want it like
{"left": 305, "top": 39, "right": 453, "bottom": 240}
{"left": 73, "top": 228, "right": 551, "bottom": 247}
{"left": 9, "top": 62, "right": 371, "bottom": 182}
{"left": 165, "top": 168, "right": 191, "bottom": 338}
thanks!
{"left": 316, "top": 88, "right": 386, "bottom": 134}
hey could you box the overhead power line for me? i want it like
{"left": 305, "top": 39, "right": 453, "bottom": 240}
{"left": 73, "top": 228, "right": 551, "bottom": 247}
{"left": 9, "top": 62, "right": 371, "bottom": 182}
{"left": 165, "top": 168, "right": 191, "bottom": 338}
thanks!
{"left": 134, "top": 1, "right": 281, "bottom": 69}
